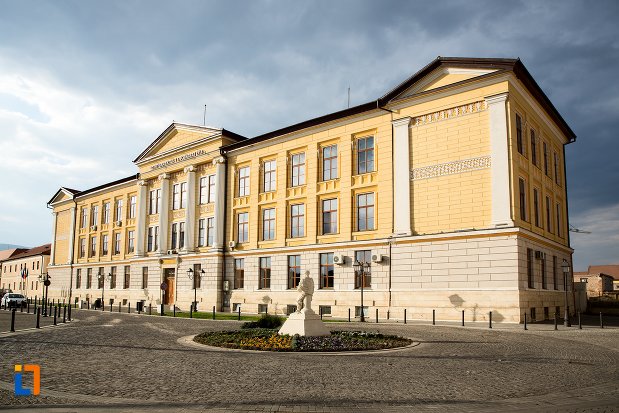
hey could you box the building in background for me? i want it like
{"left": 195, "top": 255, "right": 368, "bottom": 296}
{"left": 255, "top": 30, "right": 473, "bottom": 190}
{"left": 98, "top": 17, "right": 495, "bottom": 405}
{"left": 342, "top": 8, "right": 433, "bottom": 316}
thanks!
{"left": 0, "top": 244, "right": 51, "bottom": 297}
{"left": 46, "top": 57, "right": 576, "bottom": 322}
{"left": 574, "top": 264, "right": 619, "bottom": 297}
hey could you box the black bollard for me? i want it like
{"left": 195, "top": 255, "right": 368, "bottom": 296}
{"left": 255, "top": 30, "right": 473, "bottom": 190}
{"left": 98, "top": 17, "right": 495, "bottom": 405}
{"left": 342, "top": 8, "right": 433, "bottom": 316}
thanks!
{"left": 174, "top": 305, "right": 176, "bottom": 317}
{"left": 53, "top": 306, "right": 57, "bottom": 326}
{"left": 10, "top": 309, "right": 16, "bottom": 332}
{"left": 118, "top": 302, "right": 121, "bottom": 313}
{"left": 20, "top": 302, "right": 23, "bottom": 312}
{"left": 128, "top": 303, "right": 130, "bottom": 313}
{"left": 489, "top": 311, "right": 492, "bottom": 329}
{"left": 149, "top": 304, "right": 152, "bottom": 315}
{"left": 238, "top": 306, "right": 241, "bottom": 321}
{"left": 212, "top": 306, "right": 215, "bottom": 320}
{"left": 34, "top": 297, "right": 37, "bottom": 314}
{"left": 102, "top": 302, "right": 105, "bottom": 312}
{"left": 578, "top": 312, "right": 582, "bottom": 330}
{"left": 554, "top": 312, "right": 558, "bottom": 330}
{"left": 376, "top": 308, "right": 379, "bottom": 323}
{"left": 36, "top": 308, "right": 40, "bottom": 329}
{"left": 320, "top": 307, "right": 323, "bottom": 320}
{"left": 63, "top": 306, "right": 66, "bottom": 323}
{"left": 404, "top": 308, "right": 407, "bottom": 324}
{"left": 600, "top": 312, "right": 604, "bottom": 329}
{"left": 461, "top": 310, "right": 465, "bottom": 327}
{"left": 68, "top": 305, "right": 71, "bottom": 321}
{"left": 110, "top": 303, "right": 112, "bottom": 313}
{"left": 27, "top": 300, "right": 30, "bottom": 314}
{"left": 190, "top": 303, "right": 193, "bottom": 319}
{"left": 348, "top": 308, "right": 351, "bottom": 322}
{"left": 524, "top": 313, "right": 527, "bottom": 330}
{"left": 432, "top": 309, "right": 436, "bottom": 325}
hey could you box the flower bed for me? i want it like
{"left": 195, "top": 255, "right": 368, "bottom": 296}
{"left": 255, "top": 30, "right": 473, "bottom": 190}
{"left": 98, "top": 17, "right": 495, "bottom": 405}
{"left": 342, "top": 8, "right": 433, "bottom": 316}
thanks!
{"left": 193, "top": 330, "right": 412, "bottom": 352}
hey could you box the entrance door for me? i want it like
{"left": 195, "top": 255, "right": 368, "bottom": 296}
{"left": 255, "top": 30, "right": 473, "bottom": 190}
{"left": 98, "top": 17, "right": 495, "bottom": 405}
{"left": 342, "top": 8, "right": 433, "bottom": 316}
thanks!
{"left": 163, "top": 268, "right": 175, "bottom": 305}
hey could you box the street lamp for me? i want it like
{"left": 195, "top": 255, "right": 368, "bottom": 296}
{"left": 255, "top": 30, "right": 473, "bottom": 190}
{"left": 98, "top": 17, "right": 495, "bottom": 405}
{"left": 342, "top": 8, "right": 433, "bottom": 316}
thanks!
{"left": 97, "top": 272, "right": 111, "bottom": 311}
{"left": 39, "top": 273, "right": 50, "bottom": 317}
{"left": 561, "top": 259, "right": 572, "bottom": 327}
{"left": 187, "top": 268, "right": 196, "bottom": 318}
{"left": 353, "top": 260, "right": 370, "bottom": 322}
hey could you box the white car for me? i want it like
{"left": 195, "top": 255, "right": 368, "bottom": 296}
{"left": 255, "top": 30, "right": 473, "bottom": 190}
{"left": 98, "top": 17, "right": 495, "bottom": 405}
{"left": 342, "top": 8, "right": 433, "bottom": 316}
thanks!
{"left": 1, "top": 293, "right": 27, "bottom": 308}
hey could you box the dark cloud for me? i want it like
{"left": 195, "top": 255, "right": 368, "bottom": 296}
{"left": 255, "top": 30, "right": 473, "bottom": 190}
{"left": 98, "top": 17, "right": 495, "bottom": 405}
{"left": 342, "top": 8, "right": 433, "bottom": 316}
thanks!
{"left": 0, "top": 0, "right": 617, "bottom": 269}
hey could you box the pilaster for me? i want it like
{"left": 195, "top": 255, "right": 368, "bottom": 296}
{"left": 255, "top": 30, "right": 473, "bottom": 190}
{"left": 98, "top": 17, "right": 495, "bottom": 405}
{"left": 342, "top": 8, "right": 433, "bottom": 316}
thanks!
{"left": 392, "top": 117, "right": 412, "bottom": 236}
{"left": 135, "top": 180, "right": 148, "bottom": 257}
{"left": 67, "top": 206, "right": 76, "bottom": 264}
{"left": 183, "top": 165, "right": 197, "bottom": 252}
{"left": 50, "top": 211, "right": 58, "bottom": 265}
{"left": 158, "top": 173, "right": 170, "bottom": 254}
{"left": 212, "top": 156, "right": 226, "bottom": 249}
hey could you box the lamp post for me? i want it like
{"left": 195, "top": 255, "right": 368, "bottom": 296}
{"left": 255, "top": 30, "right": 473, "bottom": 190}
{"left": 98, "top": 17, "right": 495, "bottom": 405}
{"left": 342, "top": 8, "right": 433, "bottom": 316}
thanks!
{"left": 39, "top": 273, "right": 50, "bottom": 317}
{"left": 353, "top": 260, "right": 370, "bottom": 322}
{"left": 187, "top": 268, "right": 196, "bottom": 318}
{"left": 561, "top": 259, "right": 572, "bottom": 327}
{"left": 97, "top": 272, "right": 110, "bottom": 311}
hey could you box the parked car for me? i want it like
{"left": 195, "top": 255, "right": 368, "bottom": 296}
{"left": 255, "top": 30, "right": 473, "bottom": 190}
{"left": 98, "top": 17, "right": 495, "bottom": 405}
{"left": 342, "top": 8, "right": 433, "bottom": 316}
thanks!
{"left": 1, "top": 293, "right": 27, "bottom": 308}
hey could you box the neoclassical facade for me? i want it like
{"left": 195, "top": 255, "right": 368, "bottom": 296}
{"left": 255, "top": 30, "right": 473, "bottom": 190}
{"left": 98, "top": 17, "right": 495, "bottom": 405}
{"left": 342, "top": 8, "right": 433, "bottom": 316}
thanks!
{"left": 47, "top": 57, "right": 576, "bottom": 322}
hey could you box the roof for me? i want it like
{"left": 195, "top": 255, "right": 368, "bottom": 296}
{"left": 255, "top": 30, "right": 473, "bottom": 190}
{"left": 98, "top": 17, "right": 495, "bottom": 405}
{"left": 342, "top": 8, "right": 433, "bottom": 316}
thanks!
{"left": 3, "top": 244, "right": 51, "bottom": 262}
{"left": 588, "top": 265, "right": 619, "bottom": 279}
{"left": 222, "top": 56, "right": 576, "bottom": 153}
{"left": 75, "top": 174, "right": 139, "bottom": 198}
{"left": 0, "top": 248, "right": 28, "bottom": 262}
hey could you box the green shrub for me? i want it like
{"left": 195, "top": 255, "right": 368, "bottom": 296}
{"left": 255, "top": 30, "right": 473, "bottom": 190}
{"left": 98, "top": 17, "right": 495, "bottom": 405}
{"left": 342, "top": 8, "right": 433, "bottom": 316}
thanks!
{"left": 241, "top": 314, "right": 285, "bottom": 329}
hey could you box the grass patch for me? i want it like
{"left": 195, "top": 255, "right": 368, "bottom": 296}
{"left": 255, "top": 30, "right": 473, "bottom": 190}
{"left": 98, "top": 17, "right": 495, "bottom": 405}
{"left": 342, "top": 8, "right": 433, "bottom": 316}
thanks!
{"left": 163, "top": 311, "right": 260, "bottom": 321}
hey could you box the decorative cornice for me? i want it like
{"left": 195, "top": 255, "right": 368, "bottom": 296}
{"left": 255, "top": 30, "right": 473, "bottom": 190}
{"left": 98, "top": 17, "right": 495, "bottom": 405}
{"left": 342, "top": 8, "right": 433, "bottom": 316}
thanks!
{"left": 485, "top": 92, "right": 508, "bottom": 105}
{"left": 213, "top": 156, "right": 226, "bottom": 165}
{"left": 158, "top": 173, "right": 170, "bottom": 181}
{"left": 412, "top": 101, "right": 486, "bottom": 127}
{"left": 411, "top": 155, "right": 491, "bottom": 181}
{"left": 183, "top": 165, "right": 197, "bottom": 173}
{"left": 138, "top": 180, "right": 148, "bottom": 187}
{"left": 392, "top": 117, "right": 412, "bottom": 128}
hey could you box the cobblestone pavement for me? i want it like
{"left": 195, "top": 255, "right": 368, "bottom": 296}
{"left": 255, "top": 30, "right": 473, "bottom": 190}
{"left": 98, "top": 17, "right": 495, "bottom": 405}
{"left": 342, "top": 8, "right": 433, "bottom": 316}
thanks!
{"left": 0, "top": 309, "right": 617, "bottom": 412}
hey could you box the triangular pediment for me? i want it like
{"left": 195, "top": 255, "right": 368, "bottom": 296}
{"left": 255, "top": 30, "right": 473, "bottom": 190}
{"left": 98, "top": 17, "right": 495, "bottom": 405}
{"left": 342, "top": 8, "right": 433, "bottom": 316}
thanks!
{"left": 47, "top": 187, "right": 79, "bottom": 206}
{"left": 133, "top": 123, "right": 223, "bottom": 164}
{"left": 394, "top": 67, "right": 499, "bottom": 100}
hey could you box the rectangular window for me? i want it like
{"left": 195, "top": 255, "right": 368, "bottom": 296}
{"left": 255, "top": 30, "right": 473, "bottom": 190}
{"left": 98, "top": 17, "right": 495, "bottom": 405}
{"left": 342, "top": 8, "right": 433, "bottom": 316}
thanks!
{"left": 357, "top": 136, "right": 375, "bottom": 174}
{"left": 103, "top": 202, "right": 110, "bottom": 224}
{"left": 533, "top": 188, "right": 540, "bottom": 227}
{"left": 101, "top": 234, "right": 109, "bottom": 256}
{"left": 193, "top": 263, "right": 202, "bottom": 289}
{"left": 263, "top": 160, "right": 276, "bottom": 192}
{"left": 519, "top": 178, "right": 527, "bottom": 221}
{"left": 199, "top": 177, "right": 208, "bottom": 204}
{"left": 319, "top": 305, "right": 332, "bottom": 316}
{"left": 124, "top": 266, "right": 130, "bottom": 289}
{"left": 198, "top": 219, "right": 206, "bottom": 247}
{"left": 556, "top": 203, "right": 563, "bottom": 238}
{"left": 206, "top": 217, "right": 214, "bottom": 247}
{"left": 320, "top": 253, "right": 334, "bottom": 289}
{"left": 531, "top": 129, "right": 538, "bottom": 166}
{"left": 90, "top": 236, "right": 97, "bottom": 257}
{"left": 91, "top": 205, "right": 99, "bottom": 226}
{"left": 259, "top": 257, "right": 271, "bottom": 289}
{"left": 237, "top": 212, "right": 249, "bottom": 243}
{"left": 288, "top": 255, "right": 301, "bottom": 289}
{"left": 516, "top": 114, "right": 524, "bottom": 156}
{"left": 290, "top": 153, "right": 305, "bottom": 187}
{"left": 290, "top": 204, "right": 305, "bottom": 238}
{"left": 234, "top": 258, "right": 244, "bottom": 289}
{"left": 545, "top": 196, "right": 553, "bottom": 233}
{"left": 322, "top": 198, "right": 338, "bottom": 234}
{"left": 543, "top": 142, "right": 549, "bottom": 176}
{"left": 147, "top": 226, "right": 159, "bottom": 252}
{"left": 354, "top": 250, "right": 372, "bottom": 288}
{"left": 80, "top": 238, "right": 86, "bottom": 258}
{"left": 129, "top": 196, "right": 136, "bottom": 219}
{"left": 110, "top": 266, "right": 117, "bottom": 289}
{"left": 149, "top": 189, "right": 161, "bottom": 214}
{"left": 114, "top": 232, "right": 121, "bottom": 255}
{"left": 527, "top": 248, "right": 534, "bottom": 289}
{"left": 258, "top": 304, "right": 268, "bottom": 314}
{"left": 115, "top": 199, "right": 123, "bottom": 221}
{"left": 179, "top": 222, "right": 185, "bottom": 249}
{"left": 553, "top": 256, "right": 558, "bottom": 290}
{"left": 76, "top": 269, "right": 82, "bottom": 289}
{"left": 554, "top": 152, "right": 561, "bottom": 186}
{"left": 172, "top": 184, "right": 181, "bottom": 210}
{"left": 357, "top": 193, "right": 375, "bottom": 231}
{"left": 541, "top": 256, "right": 547, "bottom": 289}
{"left": 238, "top": 166, "right": 250, "bottom": 197}
{"left": 171, "top": 223, "right": 178, "bottom": 249}
{"left": 208, "top": 175, "right": 216, "bottom": 203}
{"left": 128, "top": 230, "right": 135, "bottom": 253}
{"left": 142, "top": 267, "right": 148, "bottom": 289}
{"left": 322, "top": 144, "right": 338, "bottom": 181}
{"left": 262, "top": 208, "right": 276, "bottom": 241}
{"left": 80, "top": 208, "right": 88, "bottom": 228}
{"left": 180, "top": 182, "right": 187, "bottom": 209}
{"left": 86, "top": 268, "right": 92, "bottom": 289}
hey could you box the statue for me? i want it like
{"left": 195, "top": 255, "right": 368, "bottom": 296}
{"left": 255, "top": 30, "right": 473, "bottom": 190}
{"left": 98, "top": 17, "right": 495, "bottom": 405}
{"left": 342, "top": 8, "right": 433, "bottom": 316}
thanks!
{"left": 296, "top": 270, "right": 314, "bottom": 313}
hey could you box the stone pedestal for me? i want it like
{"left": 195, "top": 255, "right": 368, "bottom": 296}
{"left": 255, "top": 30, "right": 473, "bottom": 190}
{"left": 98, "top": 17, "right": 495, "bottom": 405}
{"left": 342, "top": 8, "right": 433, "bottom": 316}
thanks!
{"left": 278, "top": 309, "right": 331, "bottom": 337}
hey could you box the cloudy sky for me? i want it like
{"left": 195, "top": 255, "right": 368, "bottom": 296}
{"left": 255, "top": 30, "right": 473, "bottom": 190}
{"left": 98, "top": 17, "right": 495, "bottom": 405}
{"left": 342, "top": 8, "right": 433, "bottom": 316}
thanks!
{"left": 0, "top": 0, "right": 617, "bottom": 270}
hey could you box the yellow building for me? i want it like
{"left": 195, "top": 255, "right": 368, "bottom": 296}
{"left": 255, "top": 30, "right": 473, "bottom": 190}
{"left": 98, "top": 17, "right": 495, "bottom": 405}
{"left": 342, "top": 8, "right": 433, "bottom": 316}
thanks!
{"left": 47, "top": 57, "right": 576, "bottom": 322}
{"left": 0, "top": 244, "right": 51, "bottom": 299}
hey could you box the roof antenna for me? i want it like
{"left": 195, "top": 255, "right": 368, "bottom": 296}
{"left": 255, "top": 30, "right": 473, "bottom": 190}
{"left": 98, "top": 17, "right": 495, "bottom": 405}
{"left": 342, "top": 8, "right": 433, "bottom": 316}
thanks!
{"left": 347, "top": 86, "right": 351, "bottom": 108}
{"left": 203, "top": 105, "right": 207, "bottom": 126}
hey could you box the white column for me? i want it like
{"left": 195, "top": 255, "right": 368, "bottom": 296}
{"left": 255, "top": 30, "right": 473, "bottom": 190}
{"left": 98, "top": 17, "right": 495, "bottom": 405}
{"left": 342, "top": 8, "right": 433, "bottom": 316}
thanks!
{"left": 158, "top": 173, "right": 170, "bottom": 254}
{"left": 67, "top": 206, "right": 76, "bottom": 264}
{"left": 486, "top": 93, "right": 514, "bottom": 227}
{"left": 135, "top": 180, "right": 149, "bottom": 257}
{"left": 392, "top": 117, "right": 412, "bottom": 236}
{"left": 183, "top": 165, "right": 197, "bottom": 252}
{"left": 212, "top": 156, "right": 226, "bottom": 249}
{"left": 50, "top": 211, "right": 58, "bottom": 266}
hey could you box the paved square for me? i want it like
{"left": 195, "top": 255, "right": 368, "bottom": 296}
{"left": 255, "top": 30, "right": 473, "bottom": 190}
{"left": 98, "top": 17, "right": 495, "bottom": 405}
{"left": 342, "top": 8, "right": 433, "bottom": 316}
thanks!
{"left": 0, "top": 309, "right": 618, "bottom": 412}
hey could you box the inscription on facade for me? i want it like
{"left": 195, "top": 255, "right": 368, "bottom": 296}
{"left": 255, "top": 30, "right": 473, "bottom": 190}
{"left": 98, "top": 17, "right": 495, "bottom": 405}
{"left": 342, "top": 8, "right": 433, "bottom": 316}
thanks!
{"left": 150, "top": 150, "right": 207, "bottom": 171}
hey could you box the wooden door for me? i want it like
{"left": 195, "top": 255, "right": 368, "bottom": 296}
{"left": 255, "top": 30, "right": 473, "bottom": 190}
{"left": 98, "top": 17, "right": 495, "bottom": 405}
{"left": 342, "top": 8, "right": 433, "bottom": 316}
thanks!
{"left": 163, "top": 268, "right": 175, "bottom": 305}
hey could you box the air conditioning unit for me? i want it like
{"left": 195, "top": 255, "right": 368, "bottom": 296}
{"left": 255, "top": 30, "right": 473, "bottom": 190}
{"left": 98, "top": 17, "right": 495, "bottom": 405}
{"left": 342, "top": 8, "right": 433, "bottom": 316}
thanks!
{"left": 116, "top": 221, "right": 122, "bottom": 227}
{"left": 535, "top": 251, "right": 546, "bottom": 260}
{"left": 228, "top": 240, "right": 237, "bottom": 249}
{"left": 333, "top": 254, "right": 345, "bottom": 265}
{"left": 167, "top": 249, "right": 177, "bottom": 255}
{"left": 371, "top": 254, "right": 384, "bottom": 263}
{"left": 90, "top": 225, "right": 97, "bottom": 231}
